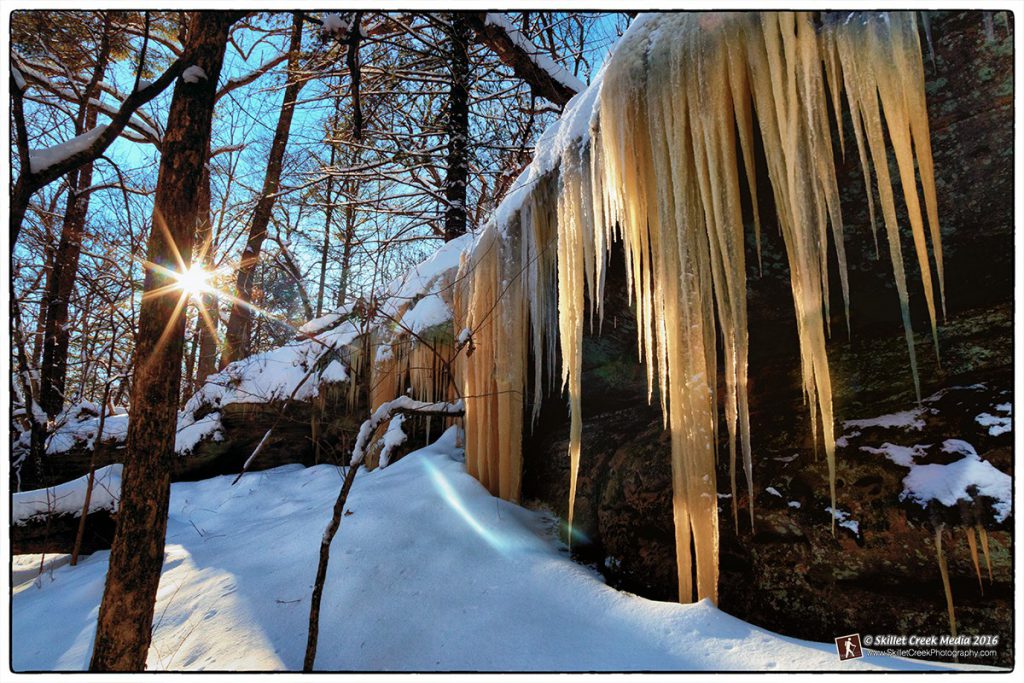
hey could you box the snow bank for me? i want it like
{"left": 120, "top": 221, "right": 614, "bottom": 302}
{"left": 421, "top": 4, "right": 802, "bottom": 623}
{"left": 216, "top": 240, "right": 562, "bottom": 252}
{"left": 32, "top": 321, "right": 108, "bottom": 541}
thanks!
{"left": 13, "top": 464, "right": 121, "bottom": 526}
{"left": 179, "top": 318, "right": 361, "bottom": 434}
{"left": 11, "top": 431, "right": 974, "bottom": 672}
{"left": 43, "top": 402, "right": 129, "bottom": 456}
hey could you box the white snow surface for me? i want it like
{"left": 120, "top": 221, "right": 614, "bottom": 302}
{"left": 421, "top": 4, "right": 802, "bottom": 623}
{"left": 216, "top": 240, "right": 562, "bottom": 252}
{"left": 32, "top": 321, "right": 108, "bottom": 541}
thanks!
{"left": 857, "top": 436, "right": 1012, "bottom": 523}
{"left": 399, "top": 293, "right": 449, "bottom": 334}
{"left": 44, "top": 402, "right": 129, "bottom": 456}
{"left": 900, "top": 440, "right": 1012, "bottom": 523}
{"left": 183, "top": 320, "right": 360, "bottom": 415}
{"left": 859, "top": 442, "right": 929, "bottom": 468}
{"left": 321, "top": 12, "right": 354, "bottom": 38}
{"left": 489, "top": 62, "right": 605, "bottom": 233}
{"left": 378, "top": 233, "right": 472, "bottom": 321}
{"left": 181, "top": 65, "right": 208, "bottom": 83}
{"left": 41, "top": 400, "right": 220, "bottom": 458}
{"left": 844, "top": 408, "right": 926, "bottom": 431}
{"left": 28, "top": 125, "right": 108, "bottom": 173}
{"left": 12, "top": 428, "right": 968, "bottom": 672}
{"left": 825, "top": 507, "right": 860, "bottom": 535}
{"left": 975, "top": 401, "right": 1011, "bottom": 436}
{"left": 13, "top": 465, "right": 121, "bottom": 526}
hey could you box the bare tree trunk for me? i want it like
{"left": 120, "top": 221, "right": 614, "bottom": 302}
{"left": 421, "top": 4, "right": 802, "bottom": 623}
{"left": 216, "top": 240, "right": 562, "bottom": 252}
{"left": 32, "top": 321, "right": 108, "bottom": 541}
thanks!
{"left": 194, "top": 137, "right": 219, "bottom": 388}
{"left": 182, "top": 311, "right": 199, "bottom": 403}
{"left": 220, "top": 12, "right": 305, "bottom": 367}
{"left": 303, "top": 460, "right": 360, "bottom": 671}
{"left": 315, "top": 86, "right": 342, "bottom": 318}
{"left": 337, "top": 201, "right": 356, "bottom": 306}
{"left": 336, "top": 149, "right": 361, "bottom": 307}
{"left": 443, "top": 13, "right": 471, "bottom": 242}
{"left": 32, "top": 16, "right": 114, "bottom": 463}
{"left": 88, "top": 12, "right": 235, "bottom": 671}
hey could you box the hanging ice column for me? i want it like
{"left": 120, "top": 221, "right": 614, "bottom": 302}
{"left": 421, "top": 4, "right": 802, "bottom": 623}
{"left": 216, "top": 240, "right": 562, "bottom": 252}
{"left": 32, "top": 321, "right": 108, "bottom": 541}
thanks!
{"left": 455, "top": 11, "right": 944, "bottom": 605}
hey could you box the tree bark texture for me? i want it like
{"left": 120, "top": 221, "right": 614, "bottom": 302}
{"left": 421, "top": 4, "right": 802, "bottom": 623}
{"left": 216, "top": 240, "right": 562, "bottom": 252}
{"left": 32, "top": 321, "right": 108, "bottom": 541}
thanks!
{"left": 443, "top": 13, "right": 471, "bottom": 242}
{"left": 88, "top": 12, "right": 234, "bottom": 672}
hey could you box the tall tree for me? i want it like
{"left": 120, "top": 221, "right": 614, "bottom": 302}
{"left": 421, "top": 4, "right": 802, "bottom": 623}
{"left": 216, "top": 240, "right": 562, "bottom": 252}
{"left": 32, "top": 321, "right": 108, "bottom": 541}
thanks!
{"left": 193, "top": 136, "right": 219, "bottom": 388}
{"left": 443, "top": 13, "right": 471, "bottom": 242}
{"left": 220, "top": 12, "right": 306, "bottom": 367}
{"left": 89, "top": 11, "right": 238, "bottom": 671}
{"left": 30, "top": 15, "right": 115, "bottom": 468}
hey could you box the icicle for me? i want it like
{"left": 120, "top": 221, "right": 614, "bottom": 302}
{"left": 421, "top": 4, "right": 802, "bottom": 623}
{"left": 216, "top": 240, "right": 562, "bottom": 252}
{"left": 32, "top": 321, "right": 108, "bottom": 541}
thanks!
{"left": 966, "top": 526, "right": 984, "bottom": 593}
{"left": 453, "top": 10, "right": 944, "bottom": 605}
{"left": 978, "top": 524, "right": 994, "bottom": 582}
{"left": 920, "top": 12, "right": 936, "bottom": 72}
{"left": 934, "top": 525, "right": 957, "bottom": 639}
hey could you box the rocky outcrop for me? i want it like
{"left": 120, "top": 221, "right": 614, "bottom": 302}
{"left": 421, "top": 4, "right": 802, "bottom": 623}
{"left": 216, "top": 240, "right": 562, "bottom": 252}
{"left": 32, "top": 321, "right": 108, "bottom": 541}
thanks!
{"left": 523, "top": 10, "right": 1013, "bottom": 666}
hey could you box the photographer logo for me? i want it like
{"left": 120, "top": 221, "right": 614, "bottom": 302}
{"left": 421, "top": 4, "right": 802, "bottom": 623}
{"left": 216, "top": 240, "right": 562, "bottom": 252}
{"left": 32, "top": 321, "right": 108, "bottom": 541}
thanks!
{"left": 835, "top": 634, "right": 863, "bottom": 661}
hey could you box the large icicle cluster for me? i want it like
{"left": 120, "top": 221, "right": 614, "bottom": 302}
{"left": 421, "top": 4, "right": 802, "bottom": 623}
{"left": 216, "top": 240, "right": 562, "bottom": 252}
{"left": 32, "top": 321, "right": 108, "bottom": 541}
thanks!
{"left": 454, "top": 11, "right": 944, "bottom": 605}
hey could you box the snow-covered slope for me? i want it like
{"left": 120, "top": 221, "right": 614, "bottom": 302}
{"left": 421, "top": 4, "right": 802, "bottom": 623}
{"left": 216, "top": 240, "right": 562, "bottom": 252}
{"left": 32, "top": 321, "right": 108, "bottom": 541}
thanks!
{"left": 13, "top": 429, "right": 974, "bottom": 672}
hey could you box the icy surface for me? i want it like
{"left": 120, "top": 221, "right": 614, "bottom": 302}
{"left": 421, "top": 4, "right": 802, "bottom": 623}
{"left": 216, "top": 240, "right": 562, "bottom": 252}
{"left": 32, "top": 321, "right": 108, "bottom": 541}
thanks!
{"left": 13, "top": 465, "right": 121, "bottom": 525}
{"left": 12, "top": 431, "right": 968, "bottom": 671}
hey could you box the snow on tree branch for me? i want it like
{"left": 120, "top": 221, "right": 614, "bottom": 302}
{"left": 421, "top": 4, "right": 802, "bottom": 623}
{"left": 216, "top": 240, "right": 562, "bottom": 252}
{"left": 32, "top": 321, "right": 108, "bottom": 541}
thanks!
{"left": 467, "top": 12, "right": 585, "bottom": 107}
{"left": 351, "top": 396, "right": 464, "bottom": 467}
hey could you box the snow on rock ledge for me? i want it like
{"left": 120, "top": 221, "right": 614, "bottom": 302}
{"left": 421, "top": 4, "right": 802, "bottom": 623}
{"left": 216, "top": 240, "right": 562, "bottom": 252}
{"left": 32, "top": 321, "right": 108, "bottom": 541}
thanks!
{"left": 13, "top": 464, "right": 122, "bottom": 526}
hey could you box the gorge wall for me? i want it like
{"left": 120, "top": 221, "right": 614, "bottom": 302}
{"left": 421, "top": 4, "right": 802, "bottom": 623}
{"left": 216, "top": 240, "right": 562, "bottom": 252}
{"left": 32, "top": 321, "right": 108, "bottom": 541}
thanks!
{"left": 522, "top": 10, "right": 1014, "bottom": 666}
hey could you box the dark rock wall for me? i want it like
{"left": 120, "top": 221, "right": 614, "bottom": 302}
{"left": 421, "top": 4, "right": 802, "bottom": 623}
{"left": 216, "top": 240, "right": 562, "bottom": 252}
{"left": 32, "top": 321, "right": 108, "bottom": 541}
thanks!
{"left": 522, "top": 10, "right": 1013, "bottom": 666}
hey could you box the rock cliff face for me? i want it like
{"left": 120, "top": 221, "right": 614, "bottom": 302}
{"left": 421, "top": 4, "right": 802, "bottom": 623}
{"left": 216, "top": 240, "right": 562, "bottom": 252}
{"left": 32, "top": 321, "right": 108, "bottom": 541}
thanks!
{"left": 522, "top": 10, "right": 1013, "bottom": 666}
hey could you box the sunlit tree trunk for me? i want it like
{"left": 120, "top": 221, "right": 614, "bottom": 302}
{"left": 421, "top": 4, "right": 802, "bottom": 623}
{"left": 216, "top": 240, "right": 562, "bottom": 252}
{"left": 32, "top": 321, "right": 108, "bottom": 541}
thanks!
{"left": 88, "top": 11, "right": 236, "bottom": 671}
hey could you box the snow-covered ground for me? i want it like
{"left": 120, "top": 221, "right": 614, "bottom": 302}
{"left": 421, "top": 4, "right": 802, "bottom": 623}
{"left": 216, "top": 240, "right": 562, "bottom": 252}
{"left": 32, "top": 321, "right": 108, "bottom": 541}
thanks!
{"left": 12, "top": 429, "right": 978, "bottom": 672}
